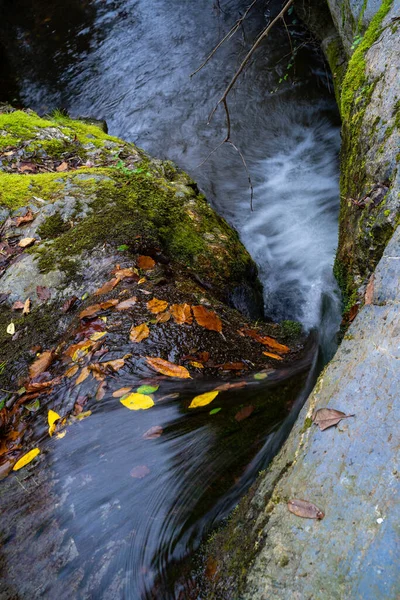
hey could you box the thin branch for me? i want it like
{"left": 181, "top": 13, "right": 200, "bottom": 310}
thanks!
{"left": 226, "top": 140, "right": 254, "bottom": 210}
{"left": 281, "top": 14, "right": 293, "bottom": 55}
{"left": 190, "top": 0, "right": 261, "bottom": 77}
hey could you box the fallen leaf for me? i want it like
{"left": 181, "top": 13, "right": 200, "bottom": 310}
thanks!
{"left": 214, "top": 381, "right": 247, "bottom": 391}
{"left": 130, "top": 465, "right": 150, "bottom": 478}
{"left": 287, "top": 499, "right": 324, "bottom": 519}
{"left": 190, "top": 361, "right": 204, "bottom": 369}
{"left": 112, "top": 387, "right": 132, "bottom": 398}
{"left": 6, "top": 322, "right": 15, "bottom": 335}
{"left": 56, "top": 161, "right": 68, "bottom": 172}
{"left": 209, "top": 407, "right": 222, "bottom": 415}
{"left": 116, "top": 296, "right": 137, "bottom": 311}
{"left": 12, "top": 301, "right": 24, "bottom": 311}
{"left": 348, "top": 304, "right": 359, "bottom": 323}
{"left": 143, "top": 426, "right": 163, "bottom": 439}
{"left": 95, "top": 381, "right": 107, "bottom": 401}
{"left": 12, "top": 448, "right": 40, "bottom": 471}
{"left": 192, "top": 305, "right": 222, "bottom": 332}
{"left": 218, "top": 362, "right": 246, "bottom": 370}
{"left": 36, "top": 286, "right": 51, "bottom": 301}
{"left": 48, "top": 409, "right": 61, "bottom": 436}
{"left": 147, "top": 298, "right": 168, "bottom": 314}
{"left": 19, "top": 162, "right": 37, "bottom": 173}
{"left": 156, "top": 310, "right": 171, "bottom": 323}
{"left": 137, "top": 255, "right": 155, "bottom": 270}
{"left": 29, "top": 351, "right": 54, "bottom": 379}
{"left": 75, "top": 410, "right": 91, "bottom": 420}
{"left": 56, "top": 430, "right": 67, "bottom": 439}
{"left": 18, "top": 237, "right": 36, "bottom": 248}
{"left": 75, "top": 366, "right": 91, "bottom": 385}
{"left": 61, "top": 296, "right": 78, "bottom": 313}
{"left": 112, "top": 267, "right": 138, "bottom": 279}
{"left": 242, "top": 328, "right": 290, "bottom": 354}
{"left": 189, "top": 390, "right": 219, "bottom": 409}
{"left": 263, "top": 351, "right": 283, "bottom": 361}
{"left": 94, "top": 278, "right": 120, "bottom": 296}
{"left": 90, "top": 331, "right": 107, "bottom": 341}
{"left": 24, "top": 399, "right": 40, "bottom": 412}
{"left": 312, "top": 408, "right": 355, "bottom": 431}
{"left": 136, "top": 384, "right": 159, "bottom": 394}
{"left": 146, "top": 357, "right": 191, "bottom": 379}
{"left": 15, "top": 210, "right": 34, "bottom": 227}
{"left": 130, "top": 323, "right": 150, "bottom": 343}
{"left": 170, "top": 303, "right": 193, "bottom": 325}
{"left": 138, "top": 277, "right": 146, "bottom": 285}
{"left": 66, "top": 340, "right": 93, "bottom": 362}
{"left": 65, "top": 365, "right": 79, "bottom": 378}
{"left": 22, "top": 298, "right": 31, "bottom": 315}
{"left": 254, "top": 372, "right": 268, "bottom": 380}
{"left": 235, "top": 405, "right": 254, "bottom": 422}
{"left": 120, "top": 393, "right": 155, "bottom": 410}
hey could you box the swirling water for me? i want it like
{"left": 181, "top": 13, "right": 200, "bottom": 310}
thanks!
{"left": 0, "top": 0, "right": 341, "bottom": 597}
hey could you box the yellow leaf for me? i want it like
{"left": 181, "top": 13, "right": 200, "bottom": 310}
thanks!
{"left": 90, "top": 331, "right": 107, "bottom": 341}
{"left": 130, "top": 323, "right": 150, "bottom": 343}
{"left": 263, "top": 351, "right": 283, "bottom": 361}
{"left": 120, "top": 393, "right": 155, "bottom": 410}
{"left": 48, "top": 409, "right": 61, "bottom": 436}
{"left": 146, "top": 298, "right": 169, "bottom": 314}
{"left": 6, "top": 322, "right": 15, "bottom": 335}
{"left": 56, "top": 430, "right": 67, "bottom": 439}
{"left": 138, "top": 277, "right": 146, "bottom": 284}
{"left": 190, "top": 361, "right": 204, "bottom": 369}
{"left": 75, "top": 410, "right": 92, "bottom": 420}
{"left": 13, "top": 448, "right": 40, "bottom": 471}
{"left": 189, "top": 390, "right": 219, "bottom": 409}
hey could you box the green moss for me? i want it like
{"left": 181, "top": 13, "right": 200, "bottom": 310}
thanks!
{"left": 301, "top": 417, "right": 313, "bottom": 433}
{"left": 280, "top": 320, "right": 303, "bottom": 342}
{"left": 0, "top": 110, "right": 55, "bottom": 150}
{"left": 37, "top": 212, "right": 69, "bottom": 239}
{"left": 0, "top": 172, "right": 66, "bottom": 209}
{"left": 325, "top": 36, "right": 348, "bottom": 105}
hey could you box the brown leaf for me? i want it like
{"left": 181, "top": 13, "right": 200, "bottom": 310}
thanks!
{"left": 18, "top": 162, "right": 37, "bottom": 173}
{"left": 147, "top": 298, "right": 168, "bottom": 314}
{"left": 75, "top": 366, "right": 91, "bottom": 385}
{"left": 235, "top": 405, "right": 254, "bottom": 422}
{"left": 263, "top": 351, "right": 283, "bottom": 361}
{"left": 241, "top": 328, "right": 290, "bottom": 354}
{"left": 56, "top": 161, "right": 68, "bottom": 172}
{"left": 287, "top": 498, "right": 324, "bottom": 519}
{"left": 137, "top": 255, "right": 155, "bottom": 270}
{"left": 116, "top": 296, "right": 137, "bottom": 310}
{"left": 312, "top": 408, "right": 355, "bottom": 431}
{"left": 18, "top": 237, "right": 36, "bottom": 248}
{"left": 218, "top": 362, "right": 246, "bottom": 371}
{"left": 29, "top": 351, "right": 54, "bottom": 379}
{"left": 12, "top": 301, "right": 25, "bottom": 311}
{"left": 170, "top": 303, "right": 193, "bottom": 325}
{"left": 146, "top": 357, "right": 191, "bottom": 379}
{"left": 15, "top": 210, "right": 34, "bottom": 227}
{"left": 95, "top": 381, "right": 107, "bottom": 401}
{"left": 36, "top": 286, "right": 51, "bottom": 301}
{"left": 99, "top": 358, "right": 125, "bottom": 372}
{"left": 130, "top": 465, "right": 150, "bottom": 478}
{"left": 80, "top": 299, "right": 119, "bottom": 319}
{"left": 112, "top": 387, "right": 132, "bottom": 398}
{"left": 112, "top": 267, "right": 138, "bottom": 279}
{"left": 348, "top": 304, "right": 359, "bottom": 323}
{"left": 142, "top": 426, "right": 163, "bottom": 440}
{"left": 156, "top": 310, "right": 171, "bottom": 323}
{"left": 65, "top": 340, "right": 94, "bottom": 362}
{"left": 94, "top": 278, "right": 120, "bottom": 296}
{"left": 61, "top": 296, "right": 78, "bottom": 313}
{"left": 214, "top": 381, "right": 247, "bottom": 392}
{"left": 22, "top": 298, "right": 31, "bottom": 315}
{"left": 192, "top": 305, "right": 222, "bottom": 332}
{"left": 65, "top": 365, "right": 79, "bottom": 378}
{"left": 130, "top": 323, "right": 150, "bottom": 343}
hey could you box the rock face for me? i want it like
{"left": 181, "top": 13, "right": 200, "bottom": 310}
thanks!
{"left": 202, "top": 0, "right": 400, "bottom": 596}
{"left": 0, "top": 107, "right": 306, "bottom": 476}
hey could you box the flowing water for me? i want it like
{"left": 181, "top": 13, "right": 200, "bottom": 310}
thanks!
{"left": 0, "top": 0, "right": 341, "bottom": 597}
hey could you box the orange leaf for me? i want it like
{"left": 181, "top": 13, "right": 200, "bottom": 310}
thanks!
{"left": 112, "top": 267, "right": 138, "bottom": 279}
{"left": 56, "top": 161, "right": 69, "bottom": 172}
{"left": 75, "top": 366, "right": 91, "bottom": 385}
{"left": 130, "top": 323, "right": 150, "bottom": 343}
{"left": 170, "top": 303, "right": 193, "bottom": 324}
{"left": 263, "top": 351, "right": 283, "bottom": 361}
{"left": 94, "top": 278, "right": 120, "bottom": 296}
{"left": 241, "top": 328, "right": 289, "bottom": 354}
{"left": 65, "top": 365, "right": 79, "bottom": 378}
{"left": 190, "top": 361, "right": 204, "bottom": 369}
{"left": 192, "top": 305, "right": 222, "bottom": 332}
{"left": 137, "top": 255, "right": 155, "bottom": 270}
{"left": 156, "top": 310, "right": 171, "bottom": 323}
{"left": 15, "top": 210, "right": 34, "bottom": 227}
{"left": 79, "top": 299, "right": 118, "bottom": 319}
{"left": 146, "top": 357, "right": 191, "bottom": 379}
{"left": 28, "top": 351, "right": 54, "bottom": 379}
{"left": 147, "top": 298, "right": 168, "bottom": 314}
{"left": 218, "top": 362, "right": 246, "bottom": 371}
{"left": 112, "top": 387, "right": 132, "bottom": 398}
{"left": 116, "top": 296, "right": 137, "bottom": 311}
{"left": 65, "top": 340, "right": 94, "bottom": 362}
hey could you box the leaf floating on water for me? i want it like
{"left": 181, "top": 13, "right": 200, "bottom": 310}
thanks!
{"left": 192, "top": 305, "right": 222, "bottom": 332}
{"left": 214, "top": 381, "right": 247, "bottom": 391}
{"left": 66, "top": 340, "right": 93, "bottom": 362}
{"left": 263, "top": 351, "right": 283, "bottom": 361}
{"left": 170, "top": 303, "right": 193, "bottom": 325}
{"left": 116, "top": 296, "right": 137, "bottom": 311}
{"left": 146, "top": 357, "right": 191, "bottom": 379}
{"left": 137, "top": 255, "right": 155, "bottom": 270}
{"left": 189, "top": 390, "right": 219, "bottom": 409}
{"left": 75, "top": 410, "right": 92, "bottom": 421}
{"left": 13, "top": 448, "right": 40, "bottom": 471}
{"left": 130, "top": 323, "right": 150, "bottom": 343}
{"left": 235, "top": 405, "right": 254, "bottom": 422}
{"left": 18, "top": 237, "right": 36, "bottom": 248}
{"left": 253, "top": 371, "right": 268, "bottom": 380}
{"left": 56, "top": 430, "right": 67, "bottom": 439}
{"left": 94, "top": 277, "right": 120, "bottom": 296}
{"left": 24, "top": 398, "right": 40, "bottom": 412}
{"left": 48, "top": 409, "right": 61, "bottom": 436}
{"left": 65, "top": 364, "right": 79, "bottom": 378}
{"left": 156, "top": 310, "right": 171, "bottom": 323}
{"left": 147, "top": 298, "right": 168, "bottom": 314}
{"left": 136, "top": 384, "right": 159, "bottom": 395}
{"left": 120, "top": 393, "right": 154, "bottom": 410}
{"left": 130, "top": 465, "right": 150, "bottom": 478}
{"left": 287, "top": 498, "right": 324, "bottom": 520}
{"left": 95, "top": 381, "right": 107, "bottom": 401}
{"left": 218, "top": 362, "right": 246, "bottom": 371}
{"left": 209, "top": 407, "right": 222, "bottom": 415}
{"left": 112, "top": 387, "right": 133, "bottom": 398}
{"left": 75, "top": 366, "right": 91, "bottom": 385}
{"left": 6, "top": 322, "right": 15, "bottom": 335}
{"left": 143, "top": 425, "right": 163, "bottom": 439}
{"left": 312, "top": 408, "right": 355, "bottom": 431}
{"left": 241, "top": 328, "right": 289, "bottom": 354}
{"left": 29, "top": 350, "right": 54, "bottom": 379}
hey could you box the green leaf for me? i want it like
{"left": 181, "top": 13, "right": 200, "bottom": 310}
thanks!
{"left": 254, "top": 372, "right": 268, "bottom": 380}
{"left": 136, "top": 384, "right": 159, "bottom": 395}
{"left": 117, "top": 244, "right": 129, "bottom": 251}
{"left": 209, "top": 407, "right": 221, "bottom": 415}
{"left": 0, "top": 399, "right": 5, "bottom": 410}
{"left": 24, "top": 399, "right": 40, "bottom": 412}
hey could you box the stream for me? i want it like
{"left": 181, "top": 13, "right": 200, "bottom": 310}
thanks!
{"left": 0, "top": 0, "right": 341, "bottom": 598}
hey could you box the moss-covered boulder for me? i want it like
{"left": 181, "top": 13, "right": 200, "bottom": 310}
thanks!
{"left": 0, "top": 106, "right": 307, "bottom": 476}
